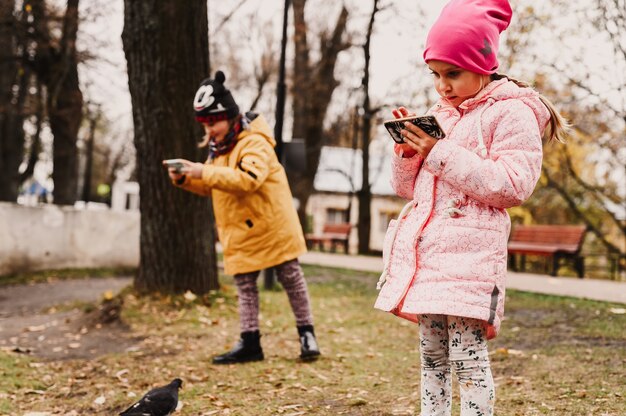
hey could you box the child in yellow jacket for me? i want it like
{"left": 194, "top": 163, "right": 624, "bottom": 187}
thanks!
{"left": 165, "top": 71, "right": 320, "bottom": 364}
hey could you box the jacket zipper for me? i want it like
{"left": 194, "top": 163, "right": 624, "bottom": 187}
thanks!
{"left": 391, "top": 178, "right": 438, "bottom": 311}
{"left": 389, "top": 110, "right": 461, "bottom": 311}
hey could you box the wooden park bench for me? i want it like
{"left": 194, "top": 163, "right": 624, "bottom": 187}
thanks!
{"left": 305, "top": 223, "right": 351, "bottom": 253}
{"left": 507, "top": 224, "right": 587, "bottom": 278}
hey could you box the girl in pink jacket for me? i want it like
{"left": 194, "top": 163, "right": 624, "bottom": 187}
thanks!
{"left": 374, "top": 1, "right": 568, "bottom": 414}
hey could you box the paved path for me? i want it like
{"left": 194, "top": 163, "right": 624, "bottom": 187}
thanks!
{"left": 4, "top": 254, "right": 620, "bottom": 309}
{"left": 300, "top": 251, "right": 626, "bottom": 304}
{"left": 0, "top": 277, "right": 132, "bottom": 317}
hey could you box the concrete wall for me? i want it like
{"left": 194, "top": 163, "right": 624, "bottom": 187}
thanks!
{"left": 1, "top": 191, "right": 404, "bottom": 275}
{"left": 0, "top": 202, "right": 139, "bottom": 276}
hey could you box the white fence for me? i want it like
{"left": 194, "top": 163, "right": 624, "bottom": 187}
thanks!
{"left": 0, "top": 202, "right": 139, "bottom": 276}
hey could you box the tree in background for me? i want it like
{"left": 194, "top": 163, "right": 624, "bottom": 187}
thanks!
{"left": 78, "top": 103, "right": 134, "bottom": 205}
{"left": 0, "top": 1, "right": 39, "bottom": 201}
{"left": 0, "top": 0, "right": 84, "bottom": 205}
{"left": 30, "top": 0, "right": 83, "bottom": 205}
{"left": 210, "top": 11, "right": 278, "bottom": 114}
{"left": 122, "top": 0, "right": 218, "bottom": 294}
{"left": 502, "top": 0, "right": 625, "bottom": 275}
{"left": 356, "top": 0, "right": 381, "bottom": 255}
{"left": 290, "top": 0, "right": 350, "bottom": 229}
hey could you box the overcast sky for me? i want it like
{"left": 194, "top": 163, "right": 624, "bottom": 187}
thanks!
{"left": 76, "top": 0, "right": 449, "bottom": 134}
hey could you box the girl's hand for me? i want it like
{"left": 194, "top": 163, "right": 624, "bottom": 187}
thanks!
{"left": 392, "top": 106, "right": 414, "bottom": 119}
{"left": 400, "top": 121, "right": 439, "bottom": 159}
{"left": 391, "top": 106, "right": 417, "bottom": 157}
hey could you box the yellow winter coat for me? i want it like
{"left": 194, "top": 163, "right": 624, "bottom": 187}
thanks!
{"left": 176, "top": 115, "right": 307, "bottom": 275}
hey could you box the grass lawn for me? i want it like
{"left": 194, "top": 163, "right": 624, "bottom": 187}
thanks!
{"left": 1, "top": 265, "right": 625, "bottom": 415}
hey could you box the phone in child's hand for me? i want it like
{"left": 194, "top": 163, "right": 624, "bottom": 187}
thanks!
{"left": 163, "top": 159, "right": 186, "bottom": 174}
{"left": 383, "top": 115, "right": 446, "bottom": 144}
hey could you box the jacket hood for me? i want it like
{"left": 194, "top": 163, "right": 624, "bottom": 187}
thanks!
{"left": 456, "top": 78, "right": 551, "bottom": 131}
{"left": 239, "top": 114, "right": 276, "bottom": 148}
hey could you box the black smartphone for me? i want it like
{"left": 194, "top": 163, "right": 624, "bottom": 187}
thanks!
{"left": 383, "top": 115, "right": 446, "bottom": 144}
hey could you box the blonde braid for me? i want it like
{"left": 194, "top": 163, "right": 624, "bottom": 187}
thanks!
{"left": 491, "top": 73, "right": 571, "bottom": 142}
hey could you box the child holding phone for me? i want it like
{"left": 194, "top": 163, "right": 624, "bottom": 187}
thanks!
{"left": 374, "top": 0, "right": 568, "bottom": 414}
{"left": 164, "top": 71, "right": 320, "bottom": 364}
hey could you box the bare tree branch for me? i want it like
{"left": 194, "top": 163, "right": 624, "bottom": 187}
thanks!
{"left": 19, "top": 80, "right": 44, "bottom": 183}
{"left": 543, "top": 166, "right": 624, "bottom": 256}
{"left": 212, "top": 0, "right": 250, "bottom": 34}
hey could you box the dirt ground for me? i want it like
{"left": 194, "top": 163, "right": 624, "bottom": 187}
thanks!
{"left": 0, "top": 277, "right": 138, "bottom": 360}
{"left": 2, "top": 270, "right": 625, "bottom": 415}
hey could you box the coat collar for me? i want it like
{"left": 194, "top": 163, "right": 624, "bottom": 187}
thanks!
{"left": 436, "top": 78, "right": 510, "bottom": 112}
{"left": 458, "top": 78, "right": 509, "bottom": 110}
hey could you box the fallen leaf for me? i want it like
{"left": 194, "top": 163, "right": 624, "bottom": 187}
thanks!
{"left": 26, "top": 325, "right": 46, "bottom": 332}
{"left": 198, "top": 316, "right": 217, "bottom": 326}
{"left": 307, "top": 368, "right": 329, "bottom": 382}
{"left": 348, "top": 397, "right": 367, "bottom": 406}
{"left": 279, "top": 404, "right": 302, "bottom": 410}
{"left": 184, "top": 291, "right": 197, "bottom": 302}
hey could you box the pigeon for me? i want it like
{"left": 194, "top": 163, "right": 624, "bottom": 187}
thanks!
{"left": 119, "top": 378, "right": 183, "bottom": 416}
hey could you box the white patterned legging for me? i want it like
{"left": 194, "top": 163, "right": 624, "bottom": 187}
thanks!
{"left": 419, "top": 314, "right": 495, "bottom": 416}
{"left": 234, "top": 258, "right": 314, "bottom": 332}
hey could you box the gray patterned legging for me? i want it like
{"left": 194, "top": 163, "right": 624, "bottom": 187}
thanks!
{"left": 234, "top": 258, "right": 314, "bottom": 332}
{"left": 419, "top": 314, "right": 495, "bottom": 416}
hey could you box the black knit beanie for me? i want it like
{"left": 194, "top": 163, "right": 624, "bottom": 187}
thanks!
{"left": 193, "top": 70, "right": 240, "bottom": 123}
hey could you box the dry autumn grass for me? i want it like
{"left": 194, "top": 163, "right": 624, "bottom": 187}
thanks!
{"left": 1, "top": 265, "right": 625, "bottom": 415}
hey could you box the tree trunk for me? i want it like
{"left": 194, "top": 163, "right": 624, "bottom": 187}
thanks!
{"left": 48, "top": 63, "right": 82, "bottom": 205}
{"left": 122, "top": 0, "right": 218, "bottom": 294}
{"left": 290, "top": 0, "right": 349, "bottom": 229}
{"left": 0, "top": 0, "right": 24, "bottom": 202}
{"left": 30, "top": 0, "right": 83, "bottom": 205}
{"left": 357, "top": 0, "right": 380, "bottom": 254}
{"left": 19, "top": 80, "right": 43, "bottom": 185}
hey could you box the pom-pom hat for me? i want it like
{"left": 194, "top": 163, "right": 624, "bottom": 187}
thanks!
{"left": 423, "top": 0, "right": 512, "bottom": 75}
{"left": 193, "top": 70, "right": 240, "bottom": 123}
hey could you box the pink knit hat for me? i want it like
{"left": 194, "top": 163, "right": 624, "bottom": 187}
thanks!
{"left": 423, "top": 0, "right": 512, "bottom": 75}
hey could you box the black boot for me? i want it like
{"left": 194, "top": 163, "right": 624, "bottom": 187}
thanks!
{"left": 212, "top": 330, "right": 264, "bottom": 365}
{"left": 297, "top": 325, "right": 321, "bottom": 361}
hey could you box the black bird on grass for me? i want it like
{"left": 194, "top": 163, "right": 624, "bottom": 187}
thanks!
{"left": 119, "top": 378, "right": 183, "bottom": 416}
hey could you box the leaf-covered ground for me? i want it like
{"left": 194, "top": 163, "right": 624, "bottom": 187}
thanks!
{"left": 1, "top": 265, "right": 625, "bottom": 415}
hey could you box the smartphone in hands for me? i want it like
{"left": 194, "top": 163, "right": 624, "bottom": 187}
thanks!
{"left": 383, "top": 115, "right": 446, "bottom": 144}
{"left": 163, "top": 159, "right": 186, "bottom": 174}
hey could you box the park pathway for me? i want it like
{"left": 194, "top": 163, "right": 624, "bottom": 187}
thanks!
{"left": 1, "top": 253, "right": 622, "bottom": 312}
{"left": 300, "top": 251, "right": 626, "bottom": 304}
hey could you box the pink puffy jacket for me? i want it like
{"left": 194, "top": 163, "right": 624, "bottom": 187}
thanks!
{"left": 374, "top": 78, "right": 549, "bottom": 339}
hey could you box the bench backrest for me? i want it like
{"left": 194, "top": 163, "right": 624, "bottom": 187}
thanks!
{"left": 510, "top": 225, "right": 587, "bottom": 246}
{"left": 322, "top": 223, "right": 351, "bottom": 235}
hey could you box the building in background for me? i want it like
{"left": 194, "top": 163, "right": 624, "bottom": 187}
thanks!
{"left": 307, "top": 146, "right": 404, "bottom": 253}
